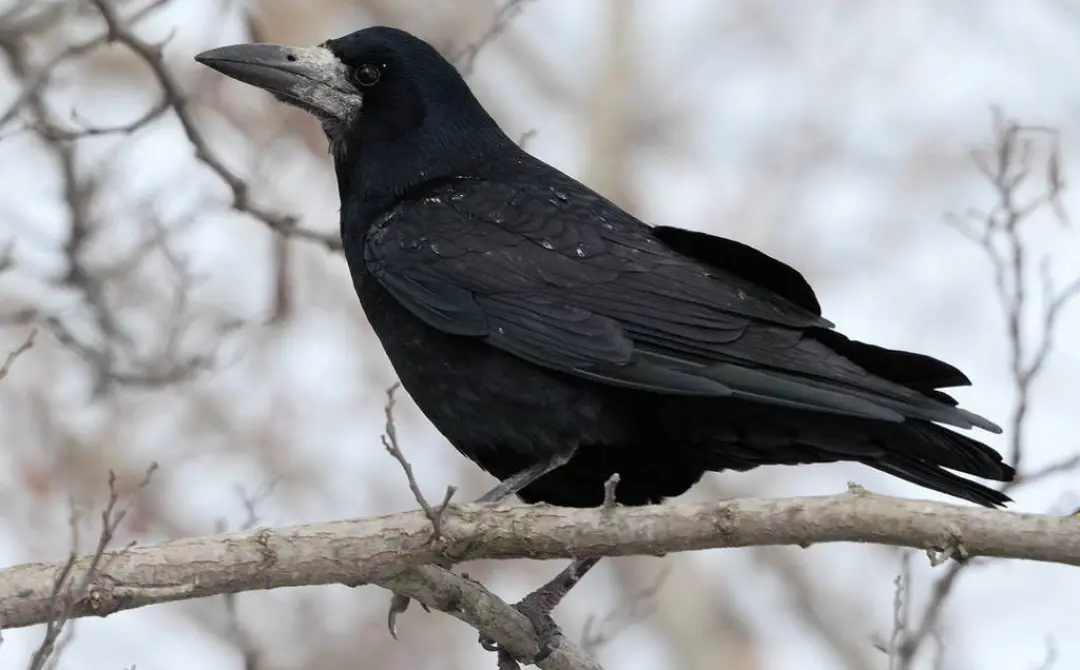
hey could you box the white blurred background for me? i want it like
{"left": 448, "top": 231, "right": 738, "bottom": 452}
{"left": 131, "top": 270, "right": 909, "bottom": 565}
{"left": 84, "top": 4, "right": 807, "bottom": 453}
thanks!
{"left": 0, "top": 1, "right": 1078, "bottom": 669}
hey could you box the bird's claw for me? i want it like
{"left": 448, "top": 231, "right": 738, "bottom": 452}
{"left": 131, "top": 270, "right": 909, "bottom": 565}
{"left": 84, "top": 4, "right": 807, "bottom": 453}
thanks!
{"left": 387, "top": 594, "right": 430, "bottom": 639}
{"left": 478, "top": 596, "right": 561, "bottom": 664}
{"left": 389, "top": 564, "right": 481, "bottom": 639}
{"left": 387, "top": 594, "right": 410, "bottom": 639}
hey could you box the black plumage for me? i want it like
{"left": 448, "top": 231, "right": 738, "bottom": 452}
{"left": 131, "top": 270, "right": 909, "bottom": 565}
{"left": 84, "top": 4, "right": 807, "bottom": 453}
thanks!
{"left": 196, "top": 26, "right": 1014, "bottom": 511}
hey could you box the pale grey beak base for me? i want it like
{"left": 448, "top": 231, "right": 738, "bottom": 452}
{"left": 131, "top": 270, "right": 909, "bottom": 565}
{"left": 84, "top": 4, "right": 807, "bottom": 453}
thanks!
{"left": 195, "top": 43, "right": 362, "bottom": 123}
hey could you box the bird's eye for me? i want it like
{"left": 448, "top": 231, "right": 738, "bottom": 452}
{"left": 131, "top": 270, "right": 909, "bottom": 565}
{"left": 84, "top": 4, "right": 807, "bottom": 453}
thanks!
{"left": 352, "top": 64, "right": 381, "bottom": 87}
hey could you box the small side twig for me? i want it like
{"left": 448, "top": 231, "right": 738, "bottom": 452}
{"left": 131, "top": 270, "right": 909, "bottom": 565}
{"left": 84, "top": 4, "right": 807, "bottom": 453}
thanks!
{"left": 884, "top": 554, "right": 911, "bottom": 670}
{"left": 452, "top": 0, "right": 534, "bottom": 76}
{"left": 380, "top": 382, "right": 457, "bottom": 638}
{"left": 601, "top": 473, "right": 620, "bottom": 509}
{"left": 381, "top": 382, "right": 457, "bottom": 541}
{"left": 0, "top": 328, "right": 36, "bottom": 380}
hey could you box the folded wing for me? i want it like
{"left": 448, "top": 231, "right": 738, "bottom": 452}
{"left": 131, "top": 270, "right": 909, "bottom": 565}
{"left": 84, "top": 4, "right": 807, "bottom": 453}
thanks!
{"left": 364, "top": 176, "right": 1000, "bottom": 433}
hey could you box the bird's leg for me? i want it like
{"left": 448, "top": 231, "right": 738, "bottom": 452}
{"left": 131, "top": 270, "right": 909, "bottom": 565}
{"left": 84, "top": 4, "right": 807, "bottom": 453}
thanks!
{"left": 479, "top": 556, "right": 602, "bottom": 663}
{"left": 475, "top": 446, "right": 579, "bottom": 504}
{"left": 387, "top": 447, "right": 579, "bottom": 638}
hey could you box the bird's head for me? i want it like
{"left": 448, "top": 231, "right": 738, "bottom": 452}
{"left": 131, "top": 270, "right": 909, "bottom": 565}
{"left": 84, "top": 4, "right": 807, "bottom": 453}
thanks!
{"left": 195, "top": 26, "right": 513, "bottom": 206}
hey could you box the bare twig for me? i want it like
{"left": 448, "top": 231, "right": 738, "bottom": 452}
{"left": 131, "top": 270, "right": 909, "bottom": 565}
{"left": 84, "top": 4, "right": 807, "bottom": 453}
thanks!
{"left": 601, "top": 473, "right": 620, "bottom": 509}
{"left": 220, "top": 587, "right": 260, "bottom": 670}
{"left": 945, "top": 111, "right": 1079, "bottom": 473}
{"left": 40, "top": 98, "right": 172, "bottom": 140}
{"left": 213, "top": 479, "right": 281, "bottom": 670}
{"left": 240, "top": 9, "right": 293, "bottom": 326}
{"left": 1012, "top": 453, "right": 1080, "bottom": 489}
{"left": 580, "top": 566, "right": 668, "bottom": 656}
{"left": 380, "top": 381, "right": 458, "bottom": 638}
{"left": 84, "top": 0, "right": 340, "bottom": 251}
{"left": 885, "top": 554, "right": 911, "bottom": 670}
{"left": 453, "top": 0, "right": 535, "bottom": 76}
{"left": 2, "top": 13, "right": 122, "bottom": 393}
{"left": 757, "top": 544, "right": 878, "bottom": 670}
{"left": 902, "top": 110, "right": 1080, "bottom": 667}
{"left": 26, "top": 464, "right": 157, "bottom": 670}
{"left": 0, "top": 2, "right": 218, "bottom": 393}
{"left": 1033, "top": 639, "right": 1059, "bottom": 670}
{"left": 37, "top": 314, "right": 209, "bottom": 392}
{"left": 232, "top": 478, "right": 282, "bottom": 532}
{"left": 381, "top": 382, "right": 457, "bottom": 541}
{"left": 0, "top": 328, "right": 36, "bottom": 380}
{"left": 0, "top": 0, "right": 172, "bottom": 132}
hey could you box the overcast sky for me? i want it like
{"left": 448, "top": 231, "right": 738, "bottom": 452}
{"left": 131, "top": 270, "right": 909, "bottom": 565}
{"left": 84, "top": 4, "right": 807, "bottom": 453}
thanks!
{"left": 1, "top": 1, "right": 1078, "bottom": 669}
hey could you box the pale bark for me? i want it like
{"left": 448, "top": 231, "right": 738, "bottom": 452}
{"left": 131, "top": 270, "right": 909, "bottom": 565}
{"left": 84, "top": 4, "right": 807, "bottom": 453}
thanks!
{"left": 2, "top": 494, "right": 1075, "bottom": 638}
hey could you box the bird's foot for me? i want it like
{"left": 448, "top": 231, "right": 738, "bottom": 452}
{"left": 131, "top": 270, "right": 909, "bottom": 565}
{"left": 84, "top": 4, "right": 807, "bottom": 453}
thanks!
{"left": 479, "top": 590, "right": 563, "bottom": 664}
{"left": 478, "top": 556, "right": 599, "bottom": 661}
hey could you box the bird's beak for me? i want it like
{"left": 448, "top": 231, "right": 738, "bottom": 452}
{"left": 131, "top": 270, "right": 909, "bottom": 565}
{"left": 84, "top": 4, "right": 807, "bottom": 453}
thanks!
{"left": 195, "top": 43, "right": 362, "bottom": 123}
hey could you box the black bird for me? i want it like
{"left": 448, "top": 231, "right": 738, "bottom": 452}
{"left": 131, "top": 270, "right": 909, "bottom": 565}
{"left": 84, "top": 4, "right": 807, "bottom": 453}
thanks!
{"left": 196, "top": 25, "right": 1013, "bottom": 654}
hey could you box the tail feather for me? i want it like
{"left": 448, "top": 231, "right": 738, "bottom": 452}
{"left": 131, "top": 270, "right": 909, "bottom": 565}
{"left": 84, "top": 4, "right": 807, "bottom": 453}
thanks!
{"left": 809, "top": 334, "right": 1013, "bottom": 507}
{"left": 813, "top": 329, "right": 972, "bottom": 391}
{"left": 897, "top": 422, "right": 1014, "bottom": 482}
{"left": 867, "top": 455, "right": 1012, "bottom": 508}
{"left": 700, "top": 408, "right": 1014, "bottom": 508}
{"left": 764, "top": 410, "right": 1014, "bottom": 486}
{"left": 807, "top": 331, "right": 1004, "bottom": 434}
{"left": 865, "top": 420, "right": 1014, "bottom": 508}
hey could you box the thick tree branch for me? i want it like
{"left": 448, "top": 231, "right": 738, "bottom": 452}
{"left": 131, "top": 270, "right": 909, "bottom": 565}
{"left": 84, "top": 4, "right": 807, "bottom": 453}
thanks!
{"left": 1, "top": 494, "right": 1076, "bottom": 640}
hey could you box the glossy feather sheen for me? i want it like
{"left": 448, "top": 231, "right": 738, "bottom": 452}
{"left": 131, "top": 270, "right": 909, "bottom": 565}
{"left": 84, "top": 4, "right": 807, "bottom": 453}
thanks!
{"left": 328, "top": 27, "right": 1013, "bottom": 508}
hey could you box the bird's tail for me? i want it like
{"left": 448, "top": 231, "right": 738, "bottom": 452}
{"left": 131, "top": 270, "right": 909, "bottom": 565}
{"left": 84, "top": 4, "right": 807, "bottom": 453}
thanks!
{"left": 865, "top": 457, "right": 1011, "bottom": 507}
{"left": 801, "top": 333, "right": 1013, "bottom": 507}
{"left": 698, "top": 406, "right": 1014, "bottom": 508}
{"left": 859, "top": 421, "right": 1014, "bottom": 508}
